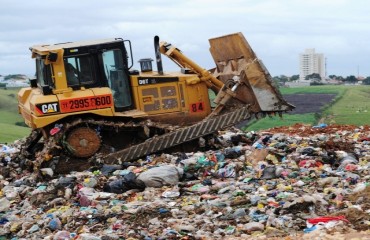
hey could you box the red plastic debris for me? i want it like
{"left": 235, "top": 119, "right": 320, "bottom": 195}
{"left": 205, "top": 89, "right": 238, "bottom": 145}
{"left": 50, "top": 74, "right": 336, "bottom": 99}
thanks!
{"left": 307, "top": 215, "right": 349, "bottom": 225}
{"left": 50, "top": 124, "right": 62, "bottom": 135}
{"left": 345, "top": 164, "right": 358, "bottom": 171}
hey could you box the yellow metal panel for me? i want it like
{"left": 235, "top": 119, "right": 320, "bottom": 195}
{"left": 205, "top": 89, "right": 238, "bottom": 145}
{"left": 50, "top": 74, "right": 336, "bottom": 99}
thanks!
{"left": 91, "top": 87, "right": 113, "bottom": 95}
{"left": 129, "top": 76, "right": 141, "bottom": 110}
{"left": 56, "top": 88, "right": 105, "bottom": 101}
{"left": 31, "top": 39, "right": 121, "bottom": 52}
{"left": 51, "top": 49, "right": 68, "bottom": 90}
{"left": 130, "top": 75, "right": 139, "bottom": 87}
{"left": 17, "top": 87, "right": 32, "bottom": 105}
{"left": 178, "top": 83, "right": 186, "bottom": 108}
{"left": 184, "top": 82, "right": 212, "bottom": 118}
{"left": 131, "top": 85, "right": 140, "bottom": 110}
{"left": 30, "top": 108, "right": 114, "bottom": 129}
{"left": 138, "top": 82, "right": 181, "bottom": 114}
{"left": 19, "top": 87, "right": 116, "bottom": 129}
{"left": 19, "top": 107, "right": 34, "bottom": 128}
{"left": 113, "top": 109, "right": 148, "bottom": 118}
{"left": 131, "top": 73, "right": 211, "bottom": 118}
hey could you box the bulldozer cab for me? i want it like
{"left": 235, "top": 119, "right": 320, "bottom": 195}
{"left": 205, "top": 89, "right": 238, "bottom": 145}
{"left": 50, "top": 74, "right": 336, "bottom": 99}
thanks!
{"left": 101, "top": 49, "right": 132, "bottom": 110}
{"left": 31, "top": 38, "right": 134, "bottom": 112}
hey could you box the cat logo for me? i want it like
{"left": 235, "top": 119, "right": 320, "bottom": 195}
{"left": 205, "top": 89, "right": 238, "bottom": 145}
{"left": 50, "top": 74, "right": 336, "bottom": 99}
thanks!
{"left": 36, "top": 102, "right": 60, "bottom": 115}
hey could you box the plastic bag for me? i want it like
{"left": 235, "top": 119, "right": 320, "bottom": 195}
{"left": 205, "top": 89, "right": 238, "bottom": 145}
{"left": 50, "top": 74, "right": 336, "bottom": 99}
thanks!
{"left": 137, "top": 165, "right": 184, "bottom": 188}
{"left": 103, "top": 172, "right": 145, "bottom": 193}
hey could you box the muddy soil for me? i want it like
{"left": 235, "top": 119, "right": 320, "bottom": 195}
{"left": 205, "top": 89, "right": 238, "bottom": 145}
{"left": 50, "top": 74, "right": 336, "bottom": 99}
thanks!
{"left": 267, "top": 123, "right": 370, "bottom": 136}
{"left": 283, "top": 93, "right": 337, "bottom": 114}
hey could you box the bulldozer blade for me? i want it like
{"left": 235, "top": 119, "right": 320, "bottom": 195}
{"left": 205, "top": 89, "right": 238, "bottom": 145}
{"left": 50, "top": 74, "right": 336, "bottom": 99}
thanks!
{"left": 209, "top": 32, "right": 294, "bottom": 113}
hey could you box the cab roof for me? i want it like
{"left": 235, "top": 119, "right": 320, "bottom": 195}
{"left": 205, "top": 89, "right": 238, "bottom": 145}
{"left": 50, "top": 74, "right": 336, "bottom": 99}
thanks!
{"left": 30, "top": 38, "right": 123, "bottom": 53}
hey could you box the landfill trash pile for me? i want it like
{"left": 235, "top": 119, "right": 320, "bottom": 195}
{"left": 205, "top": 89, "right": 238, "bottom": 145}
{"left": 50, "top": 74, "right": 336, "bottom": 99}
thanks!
{"left": 1, "top": 123, "right": 370, "bottom": 239}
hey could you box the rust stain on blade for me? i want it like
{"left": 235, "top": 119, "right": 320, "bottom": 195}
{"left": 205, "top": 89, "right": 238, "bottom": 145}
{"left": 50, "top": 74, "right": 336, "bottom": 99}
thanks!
{"left": 209, "top": 32, "right": 294, "bottom": 112}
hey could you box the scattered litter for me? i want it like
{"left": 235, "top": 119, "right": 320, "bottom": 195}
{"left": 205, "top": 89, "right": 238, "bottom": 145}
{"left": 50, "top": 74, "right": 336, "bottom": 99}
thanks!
{"left": 0, "top": 124, "right": 370, "bottom": 239}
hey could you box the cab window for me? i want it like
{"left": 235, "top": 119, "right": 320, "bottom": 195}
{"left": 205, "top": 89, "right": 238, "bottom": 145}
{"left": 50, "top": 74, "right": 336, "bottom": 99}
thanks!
{"left": 64, "top": 55, "right": 95, "bottom": 87}
{"left": 102, "top": 49, "right": 132, "bottom": 108}
{"left": 36, "top": 58, "right": 53, "bottom": 87}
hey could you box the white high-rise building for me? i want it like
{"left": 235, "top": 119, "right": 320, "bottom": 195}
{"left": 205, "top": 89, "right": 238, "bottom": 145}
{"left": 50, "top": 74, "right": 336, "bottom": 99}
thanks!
{"left": 299, "top": 48, "right": 325, "bottom": 81}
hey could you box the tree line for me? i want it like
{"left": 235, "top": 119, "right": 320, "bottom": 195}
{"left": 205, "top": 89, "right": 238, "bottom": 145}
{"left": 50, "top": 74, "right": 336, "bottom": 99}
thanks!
{"left": 3, "top": 74, "right": 28, "bottom": 80}
{"left": 273, "top": 74, "right": 370, "bottom": 85}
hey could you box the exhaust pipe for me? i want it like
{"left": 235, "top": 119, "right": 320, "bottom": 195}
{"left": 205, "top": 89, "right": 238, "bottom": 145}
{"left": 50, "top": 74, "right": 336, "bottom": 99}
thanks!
{"left": 154, "top": 36, "right": 164, "bottom": 75}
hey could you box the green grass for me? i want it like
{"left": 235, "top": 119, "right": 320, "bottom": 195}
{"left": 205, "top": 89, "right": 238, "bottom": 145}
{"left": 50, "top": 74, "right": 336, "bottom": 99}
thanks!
{"left": 0, "top": 110, "right": 24, "bottom": 125}
{"left": 0, "top": 88, "right": 31, "bottom": 143}
{"left": 279, "top": 85, "right": 347, "bottom": 95}
{"left": 0, "top": 88, "right": 21, "bottom": 112}
{"left": 0, "top": 122, "right": 30, "bottom": 144}
{"left": 245, "top": 113, "right": 316, "bottom": 131}
{"left": 322, "top": 86, "right": 370, "bottom": 125}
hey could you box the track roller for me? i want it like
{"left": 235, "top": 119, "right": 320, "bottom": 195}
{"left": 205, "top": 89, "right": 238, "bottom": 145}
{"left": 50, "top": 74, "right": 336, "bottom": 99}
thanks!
{"left": 64, "top": 127, "right": 101, "bottom": 158}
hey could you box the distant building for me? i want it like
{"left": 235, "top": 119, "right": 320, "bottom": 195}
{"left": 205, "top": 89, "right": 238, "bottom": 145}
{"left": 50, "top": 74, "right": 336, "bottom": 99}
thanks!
{"left": 0, "top": 74, "right": 30, "bottom": 87}
{"left": 5, "top": 80, "right": 29, "bottom": 87}
{"left": 299, "top": 48, "right": 325, "bottom": 81}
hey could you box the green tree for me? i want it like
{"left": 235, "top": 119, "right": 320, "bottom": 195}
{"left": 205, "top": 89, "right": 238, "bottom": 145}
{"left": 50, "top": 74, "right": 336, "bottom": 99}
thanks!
{"left": 280, "top": 75, "right": 289, "bottom": 83}
{"left": 344, "top": 75, "right": 357, "bottom": 84}
{"left": 363, "top": 76, "right": 370, "bottom": 85}
{"left": 336, "top": 76, "right": 344, "bottom": 81}
{"left": 4, "top": 74, "right": 26, "bottom": 80}
{"left": 305, "top": 73, "right": 321, "bottom": 81}
{"left": 328, "top": 74, "right": 337, "bottom": 79}
{"left": 290, "top": 74, "right": 299, "bottom": 81}
{"left": 273, "top": 75, "right": 289, "bottom": 84}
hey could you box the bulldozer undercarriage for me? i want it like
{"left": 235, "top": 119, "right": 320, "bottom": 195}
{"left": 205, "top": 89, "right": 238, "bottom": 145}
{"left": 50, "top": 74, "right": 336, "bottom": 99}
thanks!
{"left": 21, "top": 103, "right": 255, "bottom": 173}
{"left": 38, "top": 118, "right": 174, "bottom": 168}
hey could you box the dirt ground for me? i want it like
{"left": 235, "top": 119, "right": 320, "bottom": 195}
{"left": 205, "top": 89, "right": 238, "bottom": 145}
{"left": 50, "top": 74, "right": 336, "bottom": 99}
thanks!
{"left": 266, "top": 123, "right": 370, "bottom": 136}
{"left": 283, "top": 93, "right": 337, "bottom": 114}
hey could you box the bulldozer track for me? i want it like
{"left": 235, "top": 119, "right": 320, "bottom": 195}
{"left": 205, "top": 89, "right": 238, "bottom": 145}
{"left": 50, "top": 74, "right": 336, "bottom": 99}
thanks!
{"left": 24, "top": 105, "right": 254, "bottom": 172}
{"left": 103, "top": 105, "right": 252, "bottom": 164}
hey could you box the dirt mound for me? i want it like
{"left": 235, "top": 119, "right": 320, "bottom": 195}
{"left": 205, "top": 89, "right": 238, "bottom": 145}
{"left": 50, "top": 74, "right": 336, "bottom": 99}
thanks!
{"left": 266, "top": 123, "right": 370, "bottom": 136}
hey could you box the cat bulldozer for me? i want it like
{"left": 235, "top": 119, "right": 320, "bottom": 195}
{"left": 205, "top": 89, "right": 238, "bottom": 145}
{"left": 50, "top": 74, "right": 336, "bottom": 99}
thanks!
{"left": 18, "top": 32, "right": 294, "bottom": 170}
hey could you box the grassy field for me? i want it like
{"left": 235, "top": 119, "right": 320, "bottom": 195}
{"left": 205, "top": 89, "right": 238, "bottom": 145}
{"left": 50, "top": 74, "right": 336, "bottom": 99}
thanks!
{"left": 322, "top": 85, "right": 370, "bottom": 125}
{"left": 245, "top": 113, "right": 317, "bottom": 131}
{"left": 279, "top": 85, "right": 347, "bottom": 94}
{"left": 0, "top": 88, "right": 30, "bottom": 143}
{"left": 245, "top": 85, "right": 370, "bottom": 131}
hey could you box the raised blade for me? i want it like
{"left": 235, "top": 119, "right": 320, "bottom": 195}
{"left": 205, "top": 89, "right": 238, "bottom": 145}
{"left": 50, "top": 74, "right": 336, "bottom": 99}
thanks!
{"left": 209, "top": 32, "right": 294, "bottom": 113}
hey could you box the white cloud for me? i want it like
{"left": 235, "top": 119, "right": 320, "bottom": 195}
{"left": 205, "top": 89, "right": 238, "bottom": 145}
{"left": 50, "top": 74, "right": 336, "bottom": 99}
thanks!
{"left": 0, "top": 0, "right": 370, "bottom": 76}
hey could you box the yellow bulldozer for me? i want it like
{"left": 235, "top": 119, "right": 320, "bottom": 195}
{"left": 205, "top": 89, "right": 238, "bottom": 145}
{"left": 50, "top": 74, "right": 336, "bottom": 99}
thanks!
{"left": 17, "top": 32, "right": 294, "bottom": 170}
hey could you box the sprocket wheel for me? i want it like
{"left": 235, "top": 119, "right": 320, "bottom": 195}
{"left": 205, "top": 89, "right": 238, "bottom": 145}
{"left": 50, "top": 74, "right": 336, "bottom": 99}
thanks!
{"left": 65, "top": 127, "right": 101, "bottom": 158}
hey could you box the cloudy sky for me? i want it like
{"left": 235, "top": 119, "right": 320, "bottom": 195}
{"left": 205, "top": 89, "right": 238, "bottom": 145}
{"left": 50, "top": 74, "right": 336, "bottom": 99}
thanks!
{"left": 1, "top": 0, "right": 369, "bottom": 77}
